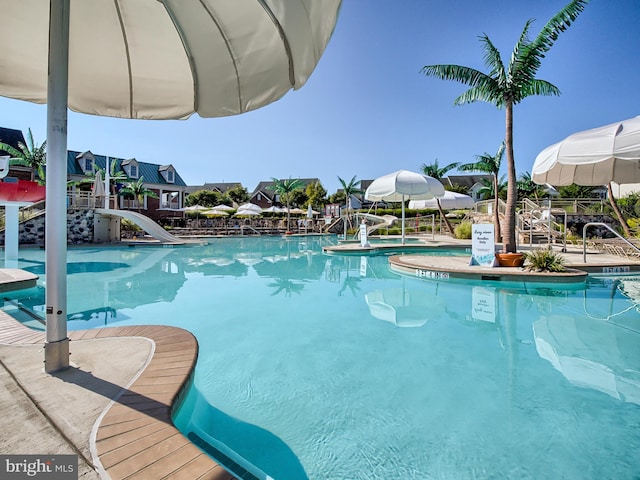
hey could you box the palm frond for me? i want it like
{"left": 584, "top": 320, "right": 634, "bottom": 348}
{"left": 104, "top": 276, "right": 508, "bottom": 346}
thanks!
{"left": 530, "top": 0, "right": 588, "bottom": 55}
{"left": 421, "top": 64, "right": 490, "bottom": 88}
{"left": 479, "top": 34, "right": 507, "bottom": 86}
{"left": 454, "top": 83, "right": 503, "bottom": 107}
{"left": 520, "top": 79, "right": 561, "bottom": 97}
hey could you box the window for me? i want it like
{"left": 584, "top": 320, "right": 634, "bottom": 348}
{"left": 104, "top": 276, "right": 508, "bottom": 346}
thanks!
{"left": 167, "top": 170, "right": 174, "bottom": 183}
{"left": 129, "top": 165, "right": 138, "bottom": 178}
{"left": 84, "top": 158, "right": 94, "bottom": 173}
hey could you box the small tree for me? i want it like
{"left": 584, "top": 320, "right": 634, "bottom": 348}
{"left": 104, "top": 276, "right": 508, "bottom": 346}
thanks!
{"left": 337, "top": 175, "right": 362, "bottom": 238}
{"left": 421, "top": 159, "right": 460, "bottom": 235}
{"left": 118, "top": 177, "right": 158, "bottom": 212}
{"left": 458, "top": 142, "right": 505, "bottom": 242}
{"left": 0, "top": 128, "right": 46, "bottom": 182}
{"left": 268, "top": 178, "right": 305, "bottom": 231}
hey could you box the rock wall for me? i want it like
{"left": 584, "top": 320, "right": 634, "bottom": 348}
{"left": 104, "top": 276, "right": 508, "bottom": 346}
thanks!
{"left": 0, "top": 209, "right": 95, "bottom": 245}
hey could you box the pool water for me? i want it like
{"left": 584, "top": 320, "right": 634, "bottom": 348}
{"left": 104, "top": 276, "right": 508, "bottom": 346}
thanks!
{"left": 2, "top": 236, "right": 639, "bottom": 480}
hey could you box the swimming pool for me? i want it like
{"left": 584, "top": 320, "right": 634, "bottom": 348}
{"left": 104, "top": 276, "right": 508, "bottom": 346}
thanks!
{"left": 2, "top": 236, "right": 639, "bottom": 479}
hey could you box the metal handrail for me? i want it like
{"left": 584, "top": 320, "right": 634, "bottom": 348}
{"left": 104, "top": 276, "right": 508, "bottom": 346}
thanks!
{"left": 582, "top": 222, "right": 640, "bottom": 263}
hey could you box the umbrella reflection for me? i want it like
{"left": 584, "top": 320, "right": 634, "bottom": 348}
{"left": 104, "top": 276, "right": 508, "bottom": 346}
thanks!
{"left": 533, "top": 314, "right": 640, "bottom": 404}
{"left": 365, "top": 284, "right": 444, "bottom": 328}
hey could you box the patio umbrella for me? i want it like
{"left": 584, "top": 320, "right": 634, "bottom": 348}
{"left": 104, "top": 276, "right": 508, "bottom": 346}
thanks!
{"left": 91, "top": 170, "right": 105, "bottom": 206}
{"left": 532, "top": 116, "right": 640, "bottom": 237}
{"left": 365, "top": 170, "right": 445, "bottom": 244}
{"left": 0, "top": 0, "right": 341, "bottom": 372}
{"left": 262, "top": 206, "right": 286, "bottom": 213}
{"left": 236, "top": 203, "right": 263, "bottom": 216}
{"left": 532, "top": 116, "right": 640, "bottom": 186}
{"left": 202, "top": 208, "right": 229, "bottom": 217}
{"left": 213, "top": 204, "right": 235, "bottom": 211}
{"left": 409, "top": 191, "right": 474, "bottom": 210}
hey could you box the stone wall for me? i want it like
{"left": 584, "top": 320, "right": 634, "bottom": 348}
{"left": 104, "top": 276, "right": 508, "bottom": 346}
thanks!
{"left": 0, "top": 209, "right": 95, "bottom": 245}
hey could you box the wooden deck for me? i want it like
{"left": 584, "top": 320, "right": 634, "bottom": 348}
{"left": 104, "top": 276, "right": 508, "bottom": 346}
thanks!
{"left": 0, "top": 312, "right": 237, "bottom": 480}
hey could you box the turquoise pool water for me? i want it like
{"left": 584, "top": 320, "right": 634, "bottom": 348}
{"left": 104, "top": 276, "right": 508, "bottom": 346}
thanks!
{"left": 2, "top": 236, "right": 639, "bottom": 479}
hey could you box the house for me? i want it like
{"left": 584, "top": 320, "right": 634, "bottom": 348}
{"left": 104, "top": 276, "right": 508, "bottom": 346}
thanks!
{"left": 442, "top": 174, "right": 493, "bottom": 201}
{"left": 68, "top": 151, "right": 188, "bottom": 221}
{"left": 184, "top": 182, "right": 244, "bottom": 202}
{"left": 249, "top": 178, "right": 321, "bottom": 209}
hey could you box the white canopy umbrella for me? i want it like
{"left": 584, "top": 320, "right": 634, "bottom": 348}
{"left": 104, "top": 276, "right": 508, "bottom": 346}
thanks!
{"left": 532, "top": 116, "right": 640, "bottom": 186}
{"left": 532, "top": 116, "right": 640, "bottom": 237}
{"left": 213, "top": 204, "right": 235, "bottom": 211}
{"left": 202, "top": 208, "right": 229, "bottom": 217}
{"left": 236, "top": 203, "right": 263, "bottom": 216}
{"left": 91, "top": 170, "right": 105, "bottom": 206}
{"left": 409, "top": 191, "right": 474, "bottom": 210}
{"left": 0, "top": 0, "right": 341, "bottom": 372}
{"left": 365, "top": 170, "right": 445, "bottom": 244}
{"left": 262, "top": 206, "right": 286, "bottom": 213}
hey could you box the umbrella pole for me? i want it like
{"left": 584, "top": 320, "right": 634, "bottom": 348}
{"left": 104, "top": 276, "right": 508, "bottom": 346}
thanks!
{"left": 44, "top": 0, "right": 70, "bottom": 373}
{"left": 401, "top": 195, "right": 406, "bottom": 245}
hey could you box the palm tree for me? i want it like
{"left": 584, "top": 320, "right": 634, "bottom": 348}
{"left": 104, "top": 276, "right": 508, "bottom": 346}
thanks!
{"left": 458, "top": 142, "right": 505, "bottom": 242}
{"left": 517, "top": 171, "right": 550, "bottom": 202}
{"left": 420, "top": 159, "right": 459, "bottom": 234}
{"left": 0, "top": 128, "right": 46, "bottom": 182}
{"left": 337, "top": 175, "right": 363, "bottom": 239}
{"left": 421, "top": 0, "right": 588, "bottom": 252}
{"left": 268, "top": 177, "right": 305, "bottom": 232}
{"left": 477, "top": 175, "right": 507, "bottom": 201}
{"left": 118, "top": 177, "right": 158, "bottom": 212}
{"left": 81, "top": 158, "right": 129, "bottom": 208}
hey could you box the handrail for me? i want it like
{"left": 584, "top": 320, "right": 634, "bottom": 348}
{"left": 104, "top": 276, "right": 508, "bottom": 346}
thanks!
{"left": 582, "top": 222, "right": 640, "bottom": 263}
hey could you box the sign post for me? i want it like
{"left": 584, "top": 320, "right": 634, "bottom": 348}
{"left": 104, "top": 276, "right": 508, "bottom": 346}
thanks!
{"left": 470, "top": 224, "right": 495, "bottom": 266}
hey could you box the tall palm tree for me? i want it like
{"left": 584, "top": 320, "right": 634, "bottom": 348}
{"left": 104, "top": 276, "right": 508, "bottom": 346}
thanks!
{"left": 421, "top": 0, "right": 588, "bottom": 252}
{"left": 458, "top": 142, "right": 505, "bottom": 242}
{"left": 118, "top": 177, "right": 158, "bottom": 212}
{"left": 337, "top": 175, "right": 362, "bottom": 239}
{"left": 0, "top": 128, "right": 46, "bottom": 182}
{"left": 421, "top": 159, "right": 459, "bottom": 235}
{"left": 268, "top": 177, "right": 305, "bottom": 232}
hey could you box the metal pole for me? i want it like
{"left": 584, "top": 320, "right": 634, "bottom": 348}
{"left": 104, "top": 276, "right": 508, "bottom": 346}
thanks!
{"left": 105, "top": 156, "right": 110, "bottom": 209}
{"left": 4, "top": 204, "right": 20, "bottom": 266}
{"left": 44, "top": 0, "right": 70, "bottom": 373}
{"left": 401, "top": 195, "right": 405, "bottom": 245}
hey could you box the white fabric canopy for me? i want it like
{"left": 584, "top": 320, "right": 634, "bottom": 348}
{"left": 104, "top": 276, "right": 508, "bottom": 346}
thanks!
{"left": 365, "top": 170, "right": 445, "bottom": 202}
{"left": 365, "top": 170, "right": 445, "bottom": 244}
{"left": 0, "top": 0, "right": 341, "bottom": 371}
{"left": 409, "top": 191, "right": 474, "bottom": 210}
{"left": 0, "top": 0, "right": 342, "bottom": 120}
{"left": 532, "top": 116, "right": 640, "bottom": 186}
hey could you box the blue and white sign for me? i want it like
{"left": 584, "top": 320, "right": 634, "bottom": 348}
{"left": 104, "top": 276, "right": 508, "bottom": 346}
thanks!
{"left": 360, "top": 222, "right": 370, "bottom": 247}
{"left": 470, "top": 224, "right": 495, "bottom": 266}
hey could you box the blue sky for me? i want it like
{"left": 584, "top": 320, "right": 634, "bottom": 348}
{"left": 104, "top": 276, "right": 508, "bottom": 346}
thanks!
{"left": 0, "top": 0, "right": 638, "bottom": 194}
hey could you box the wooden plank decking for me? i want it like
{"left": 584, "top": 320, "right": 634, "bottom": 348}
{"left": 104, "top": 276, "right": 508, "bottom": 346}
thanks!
{"left": 0, "top": 311, "right": 237, "bottom": 480}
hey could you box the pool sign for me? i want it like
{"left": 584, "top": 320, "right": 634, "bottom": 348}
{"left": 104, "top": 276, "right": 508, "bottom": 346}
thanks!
{"left": 360, "top": 221, "right": 370, "bottom": 247}
{"left": 470, "top": 224, "right": 495, "bottom": 266}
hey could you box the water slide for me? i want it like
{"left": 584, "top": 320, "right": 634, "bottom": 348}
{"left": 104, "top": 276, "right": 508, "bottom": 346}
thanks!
{"left": 95, "top": 208, "right": 194, "bottom": 244}
{"left": 354, "top": 213, "right": 398, "bottom": 236}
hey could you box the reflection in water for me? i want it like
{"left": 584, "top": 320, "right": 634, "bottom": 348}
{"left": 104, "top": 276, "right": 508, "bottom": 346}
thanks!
{"left": 534, "top": 313, "right": 640, "bottom": 405}
{"left": 4, "top": 237, "right": 640, "bottom": 479}
{"left": 365, "top": 283, "right": 444, "bottom": 328}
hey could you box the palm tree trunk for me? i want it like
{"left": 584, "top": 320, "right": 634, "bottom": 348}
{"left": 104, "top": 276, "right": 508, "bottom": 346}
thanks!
{"left": 503, "top": 102, "right": 518, "bottom": 253}
{"left": 493, "top": 173, "right": 501, "bottom": 243}
{"left": 437, "top": 199, "right": 454, "bottom": 235}
{"left": 607, "top": 182, "right": 632, "bottom": 238}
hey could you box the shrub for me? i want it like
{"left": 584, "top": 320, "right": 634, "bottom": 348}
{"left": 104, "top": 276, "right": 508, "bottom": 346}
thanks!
{"left": 454, "top": 221, "right": 472, "bottom": 239}
{"left": 523, "top": 247, "right": 566, "bottom": 272}
{"left": 121, "top": 218, "right": 142, "bottom": 232}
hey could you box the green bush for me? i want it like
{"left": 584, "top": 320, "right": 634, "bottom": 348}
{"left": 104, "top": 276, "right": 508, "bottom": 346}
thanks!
{"left": 121, "top": 218, "right": 142, "bottom": 232}
{"left": 454, "top": 221, "right": 472, "bottom": 239}
{"left": 523, "top": 247, "right": 566, "bottom": 272}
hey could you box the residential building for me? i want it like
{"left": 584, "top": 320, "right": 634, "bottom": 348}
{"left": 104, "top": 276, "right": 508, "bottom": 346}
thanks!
{"left": 249, "top": 178, "right": 321, "bottom": 209}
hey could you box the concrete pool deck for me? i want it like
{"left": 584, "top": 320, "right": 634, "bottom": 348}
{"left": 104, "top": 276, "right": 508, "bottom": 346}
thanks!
{"left": 1, "top": 238, "right": 639, "bottom": 479}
